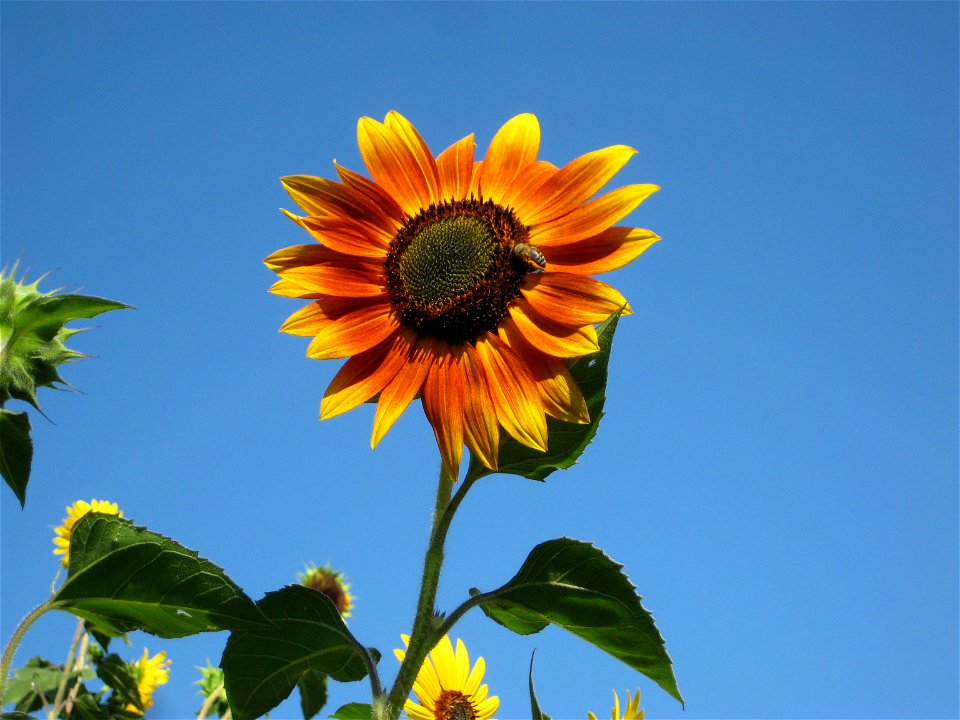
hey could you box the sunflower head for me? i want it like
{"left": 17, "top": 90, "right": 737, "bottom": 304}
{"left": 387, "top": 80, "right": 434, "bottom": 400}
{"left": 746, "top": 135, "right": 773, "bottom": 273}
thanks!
{"left": 587, "top": 689, "right": 644, "bottom": 720}
{"left": 268, "top": 112, "right": 659, "bottom": 478}
{"left": 297, "top": 563, "right": 353, "bottom": 617}
{"left": 394, "top": 634, "right": 499, "bottom": 720}
{"left": 52, "top": 498, "right": 123, "bottom": 567}
{"left": 125, "top": 648, "right": 171, "bottom": 715}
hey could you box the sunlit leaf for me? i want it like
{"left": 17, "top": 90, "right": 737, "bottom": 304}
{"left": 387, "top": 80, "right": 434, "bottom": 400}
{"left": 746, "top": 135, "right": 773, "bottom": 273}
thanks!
{"left": 468, "top": 310, "right": 622, "bottom": 481}
{"left": 330, "top": 703, "right": 373, "bottom": 720}
{"left": 472, "top": 537, "right": 683, "bottom": 705}
{"left": 529, "top": 651, "right": 552, "bottom": 720}
{"left": 221, "top": 585, "right": 379, "bottom": 720}
{"left": 51, "top": 513, "right": 265, "bottom": 638}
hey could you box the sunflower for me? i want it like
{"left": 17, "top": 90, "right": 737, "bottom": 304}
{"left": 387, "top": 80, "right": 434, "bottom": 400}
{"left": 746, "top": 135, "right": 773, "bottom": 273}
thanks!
{"left": 587, "top": 689, "right": 644, "bottom": 720}
{"left": 297, "top": 562, "right": 353, "bottom": 617}
{"left": 267, "top": 112, "right": 659, "bottom": 478}
{"left": 394, "top": 634, "right": 499, "bottom": 720}
{"left": 125, "top": 648, "right": 171, "bottom": 715}
{"left": 52, "top": 498, "right": 123, "bottom": 567}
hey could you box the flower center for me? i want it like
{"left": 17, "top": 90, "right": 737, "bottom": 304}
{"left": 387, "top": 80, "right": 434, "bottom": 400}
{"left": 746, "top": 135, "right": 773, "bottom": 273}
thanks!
{"left": 385, "top": 198, "right": 533, "bottom": 345}
{"left": 434, "top": 690, "right": 477, "bottom": 720}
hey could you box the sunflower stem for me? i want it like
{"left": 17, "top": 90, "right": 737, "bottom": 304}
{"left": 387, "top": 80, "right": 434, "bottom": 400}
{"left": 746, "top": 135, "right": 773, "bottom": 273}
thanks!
{"left": 0, "top": 600, "right": 52, "bottom": 703}
{"left": 382, "top": 464, "right": 458, "bottom": 720}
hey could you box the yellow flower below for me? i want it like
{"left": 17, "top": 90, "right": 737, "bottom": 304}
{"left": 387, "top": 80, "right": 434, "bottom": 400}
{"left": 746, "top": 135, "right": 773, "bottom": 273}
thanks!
{"left": 126, "top": 648, "right": 171, "bottom": 715}
{"left": 52, "top": 498, "right": 123, "bottom": 567}
{"left": 394, "top": 634, "right": 499, "bottom": 720}
{"left": 588, "top": 689, "right": 644, "bottom": 720}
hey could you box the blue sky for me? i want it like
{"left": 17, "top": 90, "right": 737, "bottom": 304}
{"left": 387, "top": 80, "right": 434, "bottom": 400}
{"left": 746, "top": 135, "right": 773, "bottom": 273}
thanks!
{"left": 1, "top": 2, "right": 957, "bottom": 719}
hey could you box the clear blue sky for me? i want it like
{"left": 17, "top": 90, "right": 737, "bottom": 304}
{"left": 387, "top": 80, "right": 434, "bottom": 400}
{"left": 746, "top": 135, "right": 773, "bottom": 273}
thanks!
{"left": 2, "top": 3, "right": 957, "bottom": 719}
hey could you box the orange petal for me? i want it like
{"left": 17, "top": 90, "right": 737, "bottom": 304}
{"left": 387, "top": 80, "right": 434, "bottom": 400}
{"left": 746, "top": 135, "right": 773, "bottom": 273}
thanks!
{"left": 436, "top": 134, "right": 476, "bottom": 202}
{"left": 498, "top": 160, "right": 559, "bottom": 215}
{"left": 474, "top": 335, "right": 547, "bottom": 452}
{"left": 278, "top": 261, "right": 386, "bottom": 298}
{"left": 468, "top": 160, "right": 484, "bottom": 197}
{"left": 320, "top": 332, "right": 407, "bottom": 420}
{"left": 384, "top": 111, "right": 441, "bottom": 204}
{"left": 460, "top": 343, "right": 500, "bottom": 470}
{"left": 358, "top": 117, "right": 434, "bottom": 216}
{"left": 265, "top": 244, "right": 349, "bottom": 272}
{"left": 269, "top": 278, "right": 323, "bottom": 299}
{"left": 298, "top": 215, "right": 390, "bottom": 259}
{"left": 421, "top": 344, "right": 465, "bottom": 480}
{"left": 478, "top": 114, "right": 540, "bottom": 204}
{"left": 513, "top": 145, "right": 637, "bottom": 225}
{"left": 530, "top": 184, "right": 659, "bottom": 247}
{"left": 335, "top": 162, "right": 406, "bottom": 223}
{"left": 281, "top": 175, "right": 397, "bottom": 234}
{"left": 521, "top": 273, "right": 631, "bottom": 326}
{"left": 545, "top": 227, "right": 660, "bottom": 275}
{"left": 506, "top": 300, "right": 600, "bottom": 357}
{"left": 305, "top": 301, "right": 398, "bottom": 360}
{"left": 499, "top": 322, "right": 589, "bottom": 424}
{"left": 371, "top": 334, "right": 432, "bottom": 448}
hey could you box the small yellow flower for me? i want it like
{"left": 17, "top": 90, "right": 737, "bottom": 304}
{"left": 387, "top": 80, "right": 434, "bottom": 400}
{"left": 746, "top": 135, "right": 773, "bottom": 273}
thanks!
{"left": 52, "top": 498, "right": 123, "bottom": 567}
{"left": 298, "top": 563, "right": 353, "bottom": 617}
{"left": 587, "top": 689, "right": 644, "bottom": 720}
{"left": 126, "top": 648, "right": 171, "bottom": 714}
{"left": 394, "top": 634, "right": 499, "bottom": 720}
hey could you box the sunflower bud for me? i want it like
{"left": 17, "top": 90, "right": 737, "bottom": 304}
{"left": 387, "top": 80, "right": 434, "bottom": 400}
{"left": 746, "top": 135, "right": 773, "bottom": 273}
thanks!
{"left": 297, "top": 563, "right": 353, "bottom": 618}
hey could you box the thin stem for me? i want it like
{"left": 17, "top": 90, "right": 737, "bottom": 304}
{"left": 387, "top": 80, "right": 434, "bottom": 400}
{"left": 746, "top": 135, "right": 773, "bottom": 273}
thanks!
{"left": 381, "top": 464, "right": 456, "bottom": 720}
{"left": 197, "top": 684, "right": 223, "bottom": 720}
{"left": 433, "top": 588, "right": 502, "bottom": 642}
{"left": 62, "top": 629, "right": 90, "bottom": 716}
{"left": 0, "top": 600, "right": 52, "bottom": 702}
{"left": 50, "top": 617, "right": 85, "bottom": 718}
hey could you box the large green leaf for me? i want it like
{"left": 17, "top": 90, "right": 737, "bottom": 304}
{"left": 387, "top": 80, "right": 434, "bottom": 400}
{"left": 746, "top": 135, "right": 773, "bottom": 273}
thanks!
{"left": 0, "top": 409, "right": 31, "bottom": 507}
{"left": 467, "top": 310, "right": 622, "bottom": 482}
{"left": 221, "top": 585, "right": 379, "bottom": 720}
{"left": 51, "top": 513, "right": 265, "bottom": 637}
{"left": 0, "top": 657, "right": 92, "bottom": 711}
{"left": 330, "top": 703, "right": 372, "bottom": 720}
{"left": 472, "top": 538, "right": 683, "bottom": 705}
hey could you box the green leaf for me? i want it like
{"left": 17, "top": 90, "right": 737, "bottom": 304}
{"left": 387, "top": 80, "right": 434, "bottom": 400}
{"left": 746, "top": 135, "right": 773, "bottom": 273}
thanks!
{"left": 51, "top": 513, "right": 266, "bottom": 638}
{"left": 1, "top": 712, "right": 41, "bottom": 720}
{"left": 330, "top": 703, "right": 373, "bottom": 720}
{"left": 467, "top": 310, "right": 622, "bottom": 482}
{"left": 529, "top": 652, "right": 552, "bottom": 720}
{"left": 1, "top": 658, "right": 78, "bottom": 710}
{"left": 221, "top": 585, "right": 379, "bottom": 720}
{"left": 472, "top": 537, "right": 683, "bottom": 705}
{"left": 297, "top": 670, "right": 328, "bottom": 720}
{"left": 94, "top": 654, "right": 142, "bottom": 711}
{"left": 0, "top": 409, "right": 31, "bottom": 507}
{"left": 14, "top": 294, "right": 130, "bottom": 342}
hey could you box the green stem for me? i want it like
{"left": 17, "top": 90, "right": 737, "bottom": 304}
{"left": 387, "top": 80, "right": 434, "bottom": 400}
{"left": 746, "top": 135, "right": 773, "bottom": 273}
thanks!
{"left": 0, "top": 600, "right": 52, "bottom": 702}
{"left": 381, "top": 464, "right": 459, "bottom": 720}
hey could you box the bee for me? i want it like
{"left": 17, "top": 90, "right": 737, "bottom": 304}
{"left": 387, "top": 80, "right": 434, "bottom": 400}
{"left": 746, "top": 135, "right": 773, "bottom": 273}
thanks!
{"left": 512, "top": 242, "right": 546, "bottom": 270}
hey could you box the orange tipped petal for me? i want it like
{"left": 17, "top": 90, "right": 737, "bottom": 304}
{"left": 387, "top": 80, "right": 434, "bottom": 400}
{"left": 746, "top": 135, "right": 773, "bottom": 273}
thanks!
{"left": 545, "top": 227, "right": 661, "bottom": 275}
{"left": 478, "top": 113, "right": 540, "bottom": 204}
{"left": 514, "top": 145, "right": 637, "bottom": 225}
{"left": 507, "top": 300, "right": 600, "bottom": 357}
{"left": 384, "top": 111, "right": 441, "bottom": 203}
{"left": 531, "top": 184, "right": 659, "bottom": 247}
{"left": 320, "top": 333, "right": 406, "bottom": 420}
{"left": 499, "top": 322, "right": 589, "bottom": 424}
{"left": 281, "top": 175, "right": 397, "bottom": 234}
{"left": 358, "top": 117, "right": 434, "bottom": 216}
{"left": 421, "top": 345, "right": 465, "bottom": 479}
{"left": 460, "top": 343, "right": 500, "bottom": 470}
{"left": 278, "top": 261, "right": 386, "bottom": 298}
{"left": 305, "top": 301, "right": 398, "bottom": 359}
{"left": 521, "top": 273, "right": 631, "bottom": 326}
{"left": 264, "top": 244, "right": 347, "bottom": 272}
{"left": 499, "top": 160, "right": 559, "bottom": 215}
{"left": 436, "top": 134, "right": 476, "bottom": 202}
{"left": 298, "top": 215, "right": 391, "bottom": 259}
{"left": 371, "top": 336, "right": 432, "bottom": 447}
{"left": 335, "top": 162, "right": 406, "bottom": 223}
{"left": 269, "top": 278, "right": 323, "bottom": 299}
{"left": 474, "top": 336, "right": 547, "bottom": 452}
